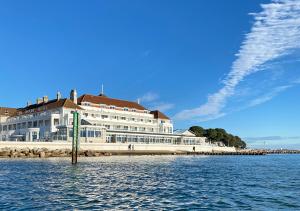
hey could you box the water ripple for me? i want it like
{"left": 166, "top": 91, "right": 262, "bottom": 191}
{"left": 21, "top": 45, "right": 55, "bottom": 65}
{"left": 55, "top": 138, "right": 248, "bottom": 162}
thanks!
{"left": 0, "top": 155, "right": 299, "bottom": 210}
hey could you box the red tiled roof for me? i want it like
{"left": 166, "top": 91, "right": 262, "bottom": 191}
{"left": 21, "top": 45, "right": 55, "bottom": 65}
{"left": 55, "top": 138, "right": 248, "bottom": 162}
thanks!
{"left": 0, "top": 107, "right": 17, "bottom": 116}
{"left": 150, "top": 110, "right": 170, "bottom": 120}
{"left": 78, "top": 94, "right": 147, "bottom": 110}
{"left": 15, "top": 99, "right": 82, "bottom": 116}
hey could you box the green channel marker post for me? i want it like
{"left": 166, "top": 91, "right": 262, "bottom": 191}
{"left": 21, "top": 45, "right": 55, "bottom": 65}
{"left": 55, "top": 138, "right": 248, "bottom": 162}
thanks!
{"left": 72, "top": 111, "right": 79, "bottom": 164}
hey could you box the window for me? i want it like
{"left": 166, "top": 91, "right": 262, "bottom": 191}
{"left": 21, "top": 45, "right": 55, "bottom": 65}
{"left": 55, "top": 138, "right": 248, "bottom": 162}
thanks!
{"left": 44, "top": 120, "right": 49, "bottom": 127}
{"left": 88, "top": 130, "right": 95, "bottom": 137}
{"left": 101, "top": 115, "right": 108, "bottom": 119}
{"left": 38, "top": 120, "right": 43, "bottom": 127}
{"left": 124, "top": 126, "right": 129, "bottom": 130}
{"left": 80, "top": 130, "right": 86, "bottom": 137}
{"left": 54, "top": 119, "right": 59, "bottom": 126}
{"left": 121, "top": 117, "right": 126, "bottom": 120}
{"left": 95, "top": 131, "right": 101, "bottom": 137}
{"left": 110, "top": 106, "right": 115, "bottom": 109}
{"left": 124, "top": 107, "right": 129, "bottom": 111}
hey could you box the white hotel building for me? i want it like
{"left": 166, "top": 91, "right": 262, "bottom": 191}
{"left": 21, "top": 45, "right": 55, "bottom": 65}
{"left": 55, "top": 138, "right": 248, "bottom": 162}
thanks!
{"left": 0, "top": 89, "right": 206, "bottom": 145}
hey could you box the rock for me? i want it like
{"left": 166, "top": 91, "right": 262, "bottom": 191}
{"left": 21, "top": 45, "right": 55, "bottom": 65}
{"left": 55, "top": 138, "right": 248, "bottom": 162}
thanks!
{"left": 0, "top": 149, "right": 10, "bottom": 157}
{"left": 21, "top": 148, "right": 30, "bottom": 154}
{"left": 17, "top": 153, "right": 26, "bottom": 157}
{"left": 84, "top": 150, "right": 94, "bottom": 157}
{"left": 39, "top": 151, "right": 46, "bottom": 158}
{"left": 28, "top": 153, "right": 35, "bottom": 158}
{"left": 104, "top": 152, "right": 112, "bottom": 156}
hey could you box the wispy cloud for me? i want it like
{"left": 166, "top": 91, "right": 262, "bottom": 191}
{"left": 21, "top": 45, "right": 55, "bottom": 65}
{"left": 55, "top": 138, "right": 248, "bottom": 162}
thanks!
{"left": 138, "top": 92, "right": 174, "bottom": 112}
{"left": 141, "top": 50, "right": 151, "bottom": 57}
{"left": 150, "top": 102, "right": 174, "bottom": 112}
{"left": 245, "top": 136, "right": 300, "bottom": 149}
{"left": 175, "top": 0, "right": 300, "bottom": 121}
{"left": 245, "top": 136, "right": 300, "bottom": 141}
{"left": 139, "top": 92, "right": 159, "bottom": 103}
{"left": 247, "top": 85, "right": 291, "bottom": 107}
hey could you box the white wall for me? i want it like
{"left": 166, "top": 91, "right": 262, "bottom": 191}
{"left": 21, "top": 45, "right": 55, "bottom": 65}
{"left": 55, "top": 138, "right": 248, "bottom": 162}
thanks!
{"left": 0, "top": 141, "right": 236, "bottom": 153}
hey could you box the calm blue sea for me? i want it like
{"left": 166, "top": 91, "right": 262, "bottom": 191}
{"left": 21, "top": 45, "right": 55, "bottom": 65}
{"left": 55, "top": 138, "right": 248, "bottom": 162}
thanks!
{"left": 0, "top": 155, "right": 299, "bottom": 210}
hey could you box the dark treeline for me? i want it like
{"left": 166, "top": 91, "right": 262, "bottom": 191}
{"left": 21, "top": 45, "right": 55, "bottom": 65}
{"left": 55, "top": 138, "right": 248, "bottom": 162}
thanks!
{"left": 189, "top": 126, "right": 247, "bottom": 149}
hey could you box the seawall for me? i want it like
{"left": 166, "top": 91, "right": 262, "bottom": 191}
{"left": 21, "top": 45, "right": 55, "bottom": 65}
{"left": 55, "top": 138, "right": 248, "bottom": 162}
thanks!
{"left": 0, "top": 141, "right": 237, "bottom": 158}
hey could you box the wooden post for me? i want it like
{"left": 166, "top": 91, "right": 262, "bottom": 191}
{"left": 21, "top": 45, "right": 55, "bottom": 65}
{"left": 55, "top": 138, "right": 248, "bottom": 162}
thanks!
{"left": 72, "top": 111, "right": 79, "bottom": 164}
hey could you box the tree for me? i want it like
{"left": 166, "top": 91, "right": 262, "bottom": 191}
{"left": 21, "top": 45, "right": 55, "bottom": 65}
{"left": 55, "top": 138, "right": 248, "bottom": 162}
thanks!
{"left": 189, "top": 126, "right": 247, "bottom": 149}
{"left": 189, "top": 126, "right": 206, "bottom": 137}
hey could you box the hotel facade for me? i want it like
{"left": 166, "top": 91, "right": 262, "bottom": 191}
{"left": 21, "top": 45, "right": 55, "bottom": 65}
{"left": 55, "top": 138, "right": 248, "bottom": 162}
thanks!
{"left": 0, "top": 89, "right": 207, "bottom": 146}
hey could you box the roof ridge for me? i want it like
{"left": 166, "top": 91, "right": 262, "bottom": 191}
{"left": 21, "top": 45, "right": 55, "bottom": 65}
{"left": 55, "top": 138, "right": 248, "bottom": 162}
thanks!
{"left": 82, "top": 94, "right": 140, "bottom": 105}
{"left": 77, "top": 94, "right": 146, "bottom": 110}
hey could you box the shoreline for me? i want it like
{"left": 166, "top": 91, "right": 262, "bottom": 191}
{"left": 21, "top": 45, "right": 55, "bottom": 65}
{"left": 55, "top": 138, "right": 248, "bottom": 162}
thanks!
{"left": 0, "top": 142, "right": 299, "bottom": 158}
{"left": 2, "top": 147, "right": 299, "bottom": 158}
{"left": 0, "top": 148, "right": 267, "bottom": 158}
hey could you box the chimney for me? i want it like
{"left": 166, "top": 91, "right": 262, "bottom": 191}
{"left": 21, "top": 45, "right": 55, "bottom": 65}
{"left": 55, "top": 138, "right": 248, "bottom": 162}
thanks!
{"left": 57, "top": 91, "right": 62, "bottom": 101}
{"left": 137, "top": 98, "right": 140, "bottom": 104}
{"left": 43, "top": 96, "right": 49, "bottom": 103}
{"left": 36, "top": 98, "right": 43, "bottom": 104}
{"left": 70, "top": 89, "right": 78, "bottom": 104}
{"left": 27, "top": 101, "right": 32, "bottom": 107}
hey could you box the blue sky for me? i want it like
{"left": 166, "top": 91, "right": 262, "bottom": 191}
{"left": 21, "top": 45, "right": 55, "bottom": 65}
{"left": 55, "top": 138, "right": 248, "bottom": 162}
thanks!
{"left": 1, "top": 0, "right": 300, "bottom": 149}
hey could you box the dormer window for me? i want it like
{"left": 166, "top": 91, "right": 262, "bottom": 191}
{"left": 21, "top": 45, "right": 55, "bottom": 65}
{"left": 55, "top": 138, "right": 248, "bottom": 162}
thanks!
{"left": 110, "top": 106, "right": 115, "bottom": 109}
{"left": 132, "top": 109, "right": 136, "bottom": 112}
{"left": 124, "top": 107, "right": 129, "bottom": 111}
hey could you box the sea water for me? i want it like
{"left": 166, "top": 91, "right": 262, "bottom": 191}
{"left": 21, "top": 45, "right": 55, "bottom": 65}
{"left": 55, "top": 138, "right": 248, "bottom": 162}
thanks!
{"left": 0, "top": 154, "right": 299, "bottom": 210}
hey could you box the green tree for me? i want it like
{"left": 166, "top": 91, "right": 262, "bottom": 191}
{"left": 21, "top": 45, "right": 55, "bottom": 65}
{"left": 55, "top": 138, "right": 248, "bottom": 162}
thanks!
{"left": 189, "top": 126, "right": 206, "bottom": 137}
{"left": 189, "top": 126, "right": 247, "bottom": 149}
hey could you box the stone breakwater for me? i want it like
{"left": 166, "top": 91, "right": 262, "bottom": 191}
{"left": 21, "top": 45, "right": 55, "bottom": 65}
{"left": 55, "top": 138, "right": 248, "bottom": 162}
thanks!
{"left": 0, "top": 147, "right": 270, "bottom": 158}
{"left": 0, "top": 148, "right": 114, "bottom": 158}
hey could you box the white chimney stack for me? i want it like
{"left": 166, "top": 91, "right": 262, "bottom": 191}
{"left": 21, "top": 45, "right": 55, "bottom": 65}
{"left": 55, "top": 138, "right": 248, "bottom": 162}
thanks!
{"left": 57, "top": 91, "right": 62, "bottom": 100}
{"left": 70, "top": 89, "right": 78, "bottom": 104}
{"left": 43, "top": 96, "right": 49, "bottom": 103}
{"left": 36, "top": 98, "right": 43, "bottom": 104}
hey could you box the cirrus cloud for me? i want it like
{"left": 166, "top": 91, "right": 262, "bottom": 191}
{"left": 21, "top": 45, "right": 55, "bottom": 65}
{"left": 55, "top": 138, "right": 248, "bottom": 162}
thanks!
{"left": 175, "top": 0, "right": 300, "bottom": 121}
